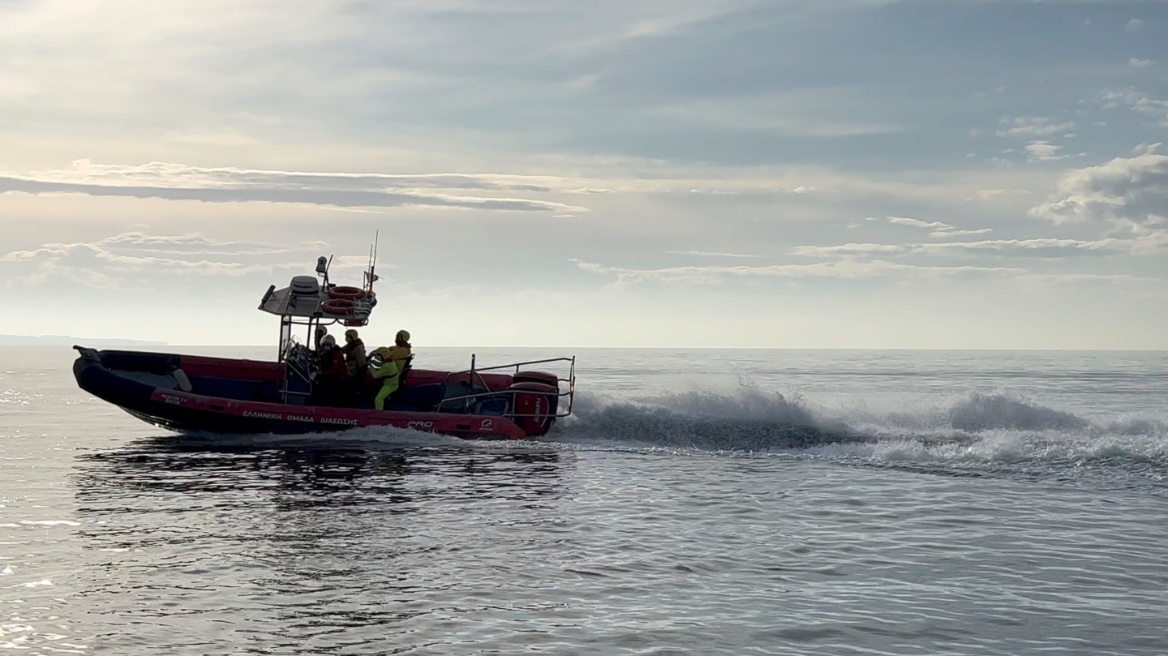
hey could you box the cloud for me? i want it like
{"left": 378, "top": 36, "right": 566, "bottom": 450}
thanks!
{"left": 1128, "top": 58, "right": 1153, "bottom": 69}
{"left": 1132, "top": 98, "right": 1168, "bottom": 127}
{"left": 95, "top": 232, "right": 326, "bottom": 257}
{"left": 1, "top": 232, "right": 323, "bottom": 288}
{"left": 0, "top": 161, "right": 589, "bottom": 214}
{"left": 572, "top": 258, "right": 1020, "bottom": 284}
{"left": 1126, "top": 19, "right": 1144, "bottom": 33}
{"left": 1101, "top": 89, "right": 1168, "bottom": 127}
{"left": 792, "top": 243, "right": 902, "bottom": 257}
{"left": 1024, "top": 141, "right": 1066, "bottom": 162}
{"left": 1029, "top": 149, "right": 1168, "bottom": 226}
{"left": 910, "top": 237, "right": 1149, "bottom": 257}
{"left": 794, "top": 235, "right": 1165, "bottom": 259}
{"left": 996, "top": 116, "right": 1076, "bottom": 138}
{"left": 884, "top": 216, "right": 993, "bottom": 238}
{"left": 667, "top": 250, "right": 760, "bottom": 259}
{"left": 888, "top": 216, "right": 950, "bottom": 230}
{"left": 941, "top": 229, "right": 994, "bottom": 237}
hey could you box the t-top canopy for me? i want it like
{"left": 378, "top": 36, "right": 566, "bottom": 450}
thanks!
{"left": 259, "top": 275, "right": 376, "bottom": 326}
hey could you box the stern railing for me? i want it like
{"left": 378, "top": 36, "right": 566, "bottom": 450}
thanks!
{"left": 437, "top": 355, "right": 576, "bottom": 419}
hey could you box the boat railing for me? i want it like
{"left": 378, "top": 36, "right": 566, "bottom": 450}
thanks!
{"left": 438, "top": 355, "right": 576, "bottom": 418}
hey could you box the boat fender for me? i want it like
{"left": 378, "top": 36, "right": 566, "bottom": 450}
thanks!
{"left": 172, "top": 368, "right": 194, "bottom": 392}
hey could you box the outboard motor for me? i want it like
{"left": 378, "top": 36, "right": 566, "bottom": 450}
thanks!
{"left": 509, "top": 377, "right": 559, "bottom": 437}
{"left": 512, "top": 371, "right": 561, "bottom": 417}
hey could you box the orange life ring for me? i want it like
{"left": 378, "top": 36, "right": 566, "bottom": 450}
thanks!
{"left": 321, "top": 299, "right": 356, "bottom": 316}
{"left": 329, "top": 286, "right": 363, "bottom": 301}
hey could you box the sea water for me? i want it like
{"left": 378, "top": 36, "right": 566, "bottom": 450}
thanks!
{"left": 1, "top": 346, "right": 1166, "bottom": 655}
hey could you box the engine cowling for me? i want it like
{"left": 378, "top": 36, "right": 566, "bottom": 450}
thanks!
{"left": 508, "top": 381, "right": 558, "bottom": 437}
{"left": 512, "top": 371, "right": 560, "bottom": 416}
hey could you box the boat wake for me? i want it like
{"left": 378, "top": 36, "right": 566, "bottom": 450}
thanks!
{"left": 154, "top": 380, "right": 1165, "bottom": 492}
{"left": 554, "top": 387, "right": 860, "bottom": 452}
{"left": 551, "top": 385, "right": 1168, "bottom": 490}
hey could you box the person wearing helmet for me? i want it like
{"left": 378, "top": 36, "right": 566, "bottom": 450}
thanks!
{"left": 314, "top": 334, "right": 348, "bottom": 405}
{"left": 340, "top": 328, "right": 368, "bottom": 403}
{"left": 369, "top": 330, "right": 412, "bottom": 411}
{"left": 341, "top": 328, "right": 367, "bottom": 379}
{"left": 314, "top": 325, "right": 328, "bottom": 352}
{"left": 389, "top": 330, "right": 412, "bottom": 371}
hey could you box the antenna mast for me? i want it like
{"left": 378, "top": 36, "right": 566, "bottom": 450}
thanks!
{"left": 365, "top": 230, "right": 379, "bottom": 291}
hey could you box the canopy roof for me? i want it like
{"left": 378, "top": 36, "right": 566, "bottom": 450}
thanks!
{"left": 259, "top": 275, "right": 375, "bottom": 326}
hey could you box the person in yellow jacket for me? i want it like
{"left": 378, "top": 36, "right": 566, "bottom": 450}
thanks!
{"left": 370, "top": 330, "right": 412, "bottom": 411}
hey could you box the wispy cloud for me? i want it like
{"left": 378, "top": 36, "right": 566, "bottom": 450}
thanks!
{"left": 888, "top": 216, "right": 950, "bottom": 230}
{"left": 911, "top": 236, "right": 1160, "bottom": 257}
{"left": 1, "top": 232, "right": 322, "bottom": 288}
{"left": 0, "top": 161, "right": 588, "bottom": 213}
{"left": 1025, "top": 141, "right": 1066, "bottom": 162}
{"left": 996, "top": 116, "right": 1076, "bottom": 138}
{"left": 883, "top": 216, "right": 994, "bottom": 239}
{"left": 667, "top": 250, "right": 761, "bottom": 259}
{"left": 794, "top": 235, "right": 1166, "bottom": 259}
{"left": 1102, "top": 89, "right": 1168, "bottom": 127}
{"left": 572, "top": 258, "right": 1021, "bottom": 284}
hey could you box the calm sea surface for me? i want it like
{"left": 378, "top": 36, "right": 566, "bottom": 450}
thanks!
{"left": 2, "top": 346, "right": 1167, "bottom": 655}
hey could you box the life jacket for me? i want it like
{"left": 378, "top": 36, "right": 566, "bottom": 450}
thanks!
{"left": 371, "top": 343, "right": 411, "bottom": 388}
{"left": 389, "top": 344, "right": 411, "bottom": 366}
{"left": 342, "top": 338, "right": 366, "bottom": 377}
{"left": 319, "top": 348, "right": 348, "bottom": 380}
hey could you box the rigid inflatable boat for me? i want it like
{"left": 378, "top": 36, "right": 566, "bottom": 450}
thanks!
{"left": 73, "top": 249, "right": 575, "bottom": 440}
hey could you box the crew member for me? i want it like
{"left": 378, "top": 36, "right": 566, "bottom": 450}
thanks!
{"left": 314, "top": 325, "right": 329, "bottom": 352}
{"left": 342, "top": 328, "right": 367, "bottom": 379}
{"left": 369, "top": 348, "right": 399, "bottom": 411}
{"left": 314, "top": 334, "right": 348, "bottom": 405}
{"left": 369, "top": 331, "right": 412, "bottom": 411}
{"left": 388, "top": 330, "right": 412, "bottom": 373}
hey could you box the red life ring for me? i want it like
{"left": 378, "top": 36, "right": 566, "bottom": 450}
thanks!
{"left": 321, "top": 299, "right": 356, "bottom": 316}
{"left": 329, "top": 286, "right": 363, "bottom": 301}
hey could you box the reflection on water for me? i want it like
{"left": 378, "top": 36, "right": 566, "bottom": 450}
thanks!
{"left": 74, "top": 436, "right": 566, "bottom": 505}
{"left": 68, "top": 437, "right": 574, "bottom": 655}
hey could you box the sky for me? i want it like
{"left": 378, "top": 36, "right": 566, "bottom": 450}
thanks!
{"left": 1, "top": 0, "right": 1166, "bottom": 349}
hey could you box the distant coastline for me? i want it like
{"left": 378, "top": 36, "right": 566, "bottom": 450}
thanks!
{"left": 0, "top": 334, "right": 168, "bottom": 347}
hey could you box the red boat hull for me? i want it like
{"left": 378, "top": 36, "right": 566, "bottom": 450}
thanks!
{"left": 73, "top": 347, "right": 564, "bottom": 440}
{"left": 141, "top": 387, "right": 527, "bottom": 439}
